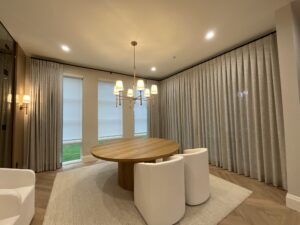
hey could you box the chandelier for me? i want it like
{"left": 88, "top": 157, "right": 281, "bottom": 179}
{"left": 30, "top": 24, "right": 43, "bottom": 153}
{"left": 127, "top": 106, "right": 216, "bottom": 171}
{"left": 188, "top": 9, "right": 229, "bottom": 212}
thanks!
{"left": 114, "top": 41, "right": 158, "bottom": 106}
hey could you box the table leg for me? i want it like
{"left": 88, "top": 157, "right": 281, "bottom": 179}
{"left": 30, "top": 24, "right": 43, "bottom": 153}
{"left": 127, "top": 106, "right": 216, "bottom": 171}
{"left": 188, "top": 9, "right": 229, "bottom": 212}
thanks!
{"left": 118, "top": 162, "right": 134, "bottom": 191}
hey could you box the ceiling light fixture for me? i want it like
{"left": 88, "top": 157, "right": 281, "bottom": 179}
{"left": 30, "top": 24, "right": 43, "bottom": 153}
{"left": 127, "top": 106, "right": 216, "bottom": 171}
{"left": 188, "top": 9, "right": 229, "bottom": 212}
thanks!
{"left": 114, "top": 41, "right": 158, "bottom": 106}
{"left": 61, "top": 45, "right": 70, "bottom": 52}
{"left": 151, "top": 67, "right": 156, "bottom": 72}
{"left": 205, "top": 31, "right": 215, "bottom": 40}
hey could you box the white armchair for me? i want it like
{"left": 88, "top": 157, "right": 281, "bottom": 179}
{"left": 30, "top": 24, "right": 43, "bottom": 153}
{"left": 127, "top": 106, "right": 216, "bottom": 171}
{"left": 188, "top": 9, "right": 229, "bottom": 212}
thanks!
{"left": 0, "top": 168, "right": 35, "bottom": 225}
{"left": 182, "top": 148, "right": 210, "bottom": 205}
{"left": 134, "top": 155, "right": 185, "bottom": 225}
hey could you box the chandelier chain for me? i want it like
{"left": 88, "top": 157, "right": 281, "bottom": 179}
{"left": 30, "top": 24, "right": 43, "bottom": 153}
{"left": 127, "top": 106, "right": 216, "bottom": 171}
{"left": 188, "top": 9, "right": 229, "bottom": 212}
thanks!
{"left": 133, "top": 44, "right": 136, "bottom": 90}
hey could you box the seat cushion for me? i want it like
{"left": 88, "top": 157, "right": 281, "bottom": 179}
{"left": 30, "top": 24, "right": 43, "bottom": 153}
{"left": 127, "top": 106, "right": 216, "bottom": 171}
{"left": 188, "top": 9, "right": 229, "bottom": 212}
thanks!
{"left": 14, "top": 186, "right": 34, "bottom": 204}
{"left": 14, "top": 186, "right": 35, "bottom": 225}
{"left": 0, "top": 215, "right": 19, "bottom": 225}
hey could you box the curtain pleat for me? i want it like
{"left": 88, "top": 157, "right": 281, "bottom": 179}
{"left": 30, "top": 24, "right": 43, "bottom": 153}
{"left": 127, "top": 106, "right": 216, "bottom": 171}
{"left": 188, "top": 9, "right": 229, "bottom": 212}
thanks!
{"left": 24, "top": 59, "right": 63, "bottom": 172}
{"left": 148, "top": 90, "right": 160, "bottom": 138}
{"left": 159, "top": 34, "right": 287, "bottom": 189}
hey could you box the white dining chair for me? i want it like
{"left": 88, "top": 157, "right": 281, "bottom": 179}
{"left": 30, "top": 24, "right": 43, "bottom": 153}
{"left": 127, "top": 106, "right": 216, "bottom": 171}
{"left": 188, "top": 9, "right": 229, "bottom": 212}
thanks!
{"left": 0, "top": 168, "right": 35, "bottom": 225}
{"left": 134, "top": 155, "right": 185, "bottom": 225}
{"left": 182, "top": 148, "right": 210, "bottom": 205}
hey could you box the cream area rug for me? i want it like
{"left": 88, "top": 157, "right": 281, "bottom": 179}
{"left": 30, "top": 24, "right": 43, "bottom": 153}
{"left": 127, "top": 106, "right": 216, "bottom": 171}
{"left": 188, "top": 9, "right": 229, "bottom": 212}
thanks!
{"left": 43, "top": 162, "right": 252, "bottom": 225}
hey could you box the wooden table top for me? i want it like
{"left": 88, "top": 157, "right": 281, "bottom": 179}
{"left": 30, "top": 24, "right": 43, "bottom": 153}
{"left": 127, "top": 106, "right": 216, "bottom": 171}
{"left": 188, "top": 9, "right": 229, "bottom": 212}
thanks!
{"left": 91, "top": 138, "right": 179, "bottom": 163}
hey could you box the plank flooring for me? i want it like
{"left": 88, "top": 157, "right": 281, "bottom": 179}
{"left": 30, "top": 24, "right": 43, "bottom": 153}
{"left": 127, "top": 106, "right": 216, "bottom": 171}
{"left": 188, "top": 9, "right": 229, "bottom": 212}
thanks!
{"left": 31, "top": 160, "right": 300, "bottom": 225}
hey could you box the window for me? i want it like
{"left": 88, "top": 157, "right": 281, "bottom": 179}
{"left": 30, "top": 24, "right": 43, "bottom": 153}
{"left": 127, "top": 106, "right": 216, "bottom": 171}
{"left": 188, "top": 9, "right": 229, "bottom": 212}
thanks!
{"left": 134, "top": 96, "right": 148, "bottom": 136}
{"left": 98, "top": 81, "right": 123, "bottom": 141}
{"left": 63, "top": 77, "right": 83, "bottom": 163}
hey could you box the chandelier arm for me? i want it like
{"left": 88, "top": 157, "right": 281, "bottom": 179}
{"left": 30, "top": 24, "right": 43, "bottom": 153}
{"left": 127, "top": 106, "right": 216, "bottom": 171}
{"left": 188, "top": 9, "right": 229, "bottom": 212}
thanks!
{"left": 121, "top": 97, "right": 152, "bottom": 101}
{"left": 116, "top": 96, "right": 151, "bottom": 101}
{"left": 117, "top": 96, "right": 136, "bottom": 101}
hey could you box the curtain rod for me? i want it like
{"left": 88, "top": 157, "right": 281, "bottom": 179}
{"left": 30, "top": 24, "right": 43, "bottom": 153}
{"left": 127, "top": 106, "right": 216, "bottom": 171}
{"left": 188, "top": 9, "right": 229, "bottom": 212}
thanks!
{"left": 30, "top": 56, "right": 160, "bottom": 82}
{"left": 159, "top": 30, "right": 276, "bottom": 81}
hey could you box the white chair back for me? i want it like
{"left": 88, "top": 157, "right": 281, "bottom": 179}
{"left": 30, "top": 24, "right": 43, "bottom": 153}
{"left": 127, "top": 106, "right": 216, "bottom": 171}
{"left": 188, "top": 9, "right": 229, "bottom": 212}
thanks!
{"left": 183, "top": 148, "right": 210, "bottom": 205}
{"left": 134, "top": 155, "right": 185, "bottom": 225}
{"left": 0, "top": 168, "right": 35, "bottom": 225}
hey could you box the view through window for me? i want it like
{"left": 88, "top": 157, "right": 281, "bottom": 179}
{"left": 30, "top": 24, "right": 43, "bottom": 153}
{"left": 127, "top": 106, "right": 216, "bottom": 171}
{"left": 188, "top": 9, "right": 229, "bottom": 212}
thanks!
{"left": 98, "top": 81, "right": 123, "bottom": 142}
{"left": 63, "top": 77, "right": 83, "bottom": 162}
{"left": 134, "top": 92, "right": 148, "bottom": 136}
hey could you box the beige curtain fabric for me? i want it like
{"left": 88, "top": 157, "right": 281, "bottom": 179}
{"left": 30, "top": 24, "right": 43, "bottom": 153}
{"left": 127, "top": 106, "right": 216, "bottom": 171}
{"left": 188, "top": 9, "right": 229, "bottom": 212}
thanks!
{"left": 24, "top": 59, "right": 63, "bottom": 172}
{"left": 148, "top": 84, "right": 160, "bottom": 137}
{"left": 160, "top": 34, "right": 287, "bottom": 189}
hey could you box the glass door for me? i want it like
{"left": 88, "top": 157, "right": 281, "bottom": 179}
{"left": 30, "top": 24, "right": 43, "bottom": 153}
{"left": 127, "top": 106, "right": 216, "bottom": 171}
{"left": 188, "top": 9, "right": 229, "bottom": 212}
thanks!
{"left": 0, "top": 23, "right": 16, "bottom": 168}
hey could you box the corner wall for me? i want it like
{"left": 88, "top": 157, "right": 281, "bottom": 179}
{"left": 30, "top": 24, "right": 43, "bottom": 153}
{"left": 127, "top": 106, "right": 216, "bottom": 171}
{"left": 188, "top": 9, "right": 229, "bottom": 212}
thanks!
{"left": 12, "top": 44, "right": 26, "bottom": 168}
{"left": 275, "top": 0, "right": 300, "bottom": 212}
{"left": 63, "top": 65, "right": 158, "bottom": 158}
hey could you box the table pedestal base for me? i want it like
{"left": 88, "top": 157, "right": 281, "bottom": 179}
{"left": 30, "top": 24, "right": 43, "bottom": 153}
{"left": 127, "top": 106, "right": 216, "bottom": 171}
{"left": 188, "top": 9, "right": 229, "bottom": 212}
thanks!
{"left": 118, "top": 162, "right": 134, "bottom": 191}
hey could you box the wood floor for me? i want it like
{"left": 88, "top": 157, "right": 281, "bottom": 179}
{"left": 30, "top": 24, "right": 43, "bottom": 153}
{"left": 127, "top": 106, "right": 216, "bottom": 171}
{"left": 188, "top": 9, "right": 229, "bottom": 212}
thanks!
{"left": 31, "top": 160, "right": 300, "bottom": 225}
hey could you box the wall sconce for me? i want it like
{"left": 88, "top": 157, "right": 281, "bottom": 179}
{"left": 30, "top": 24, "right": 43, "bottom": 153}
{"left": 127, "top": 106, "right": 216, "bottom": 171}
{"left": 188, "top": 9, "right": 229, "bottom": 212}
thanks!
{"left": 20, "top": 95, "right": 30, "bottom": 114}
{"left": 7, "top": 94, "right": 20, "bottom": 104}
{"left": 7, "top": 94, "right": 12, "bottom": 103}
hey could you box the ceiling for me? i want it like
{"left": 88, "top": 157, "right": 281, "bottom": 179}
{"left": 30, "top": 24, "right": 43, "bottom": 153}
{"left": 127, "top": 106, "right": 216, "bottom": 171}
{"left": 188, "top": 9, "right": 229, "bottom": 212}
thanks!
{"left": 0, "top": 0, "right": 291, "bottom": 80}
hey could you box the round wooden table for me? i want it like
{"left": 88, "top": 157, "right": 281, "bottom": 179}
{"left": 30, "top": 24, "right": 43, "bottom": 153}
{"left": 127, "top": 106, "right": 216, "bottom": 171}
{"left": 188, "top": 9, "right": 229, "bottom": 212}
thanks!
{"left": 91, "top": 138, "right": 179, "bottom": 191}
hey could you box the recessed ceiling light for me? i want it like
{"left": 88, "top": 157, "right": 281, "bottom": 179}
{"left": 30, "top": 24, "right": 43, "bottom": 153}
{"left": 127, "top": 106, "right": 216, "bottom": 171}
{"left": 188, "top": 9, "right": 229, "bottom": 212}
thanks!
{"left": 151, "top": 67, "right": 156, "bottom": 72}
{"left": 61, "top": 45, "right": 70, "bottom": 52}
{"left": 205, "top": 31, "right": 215, "bottom": 40}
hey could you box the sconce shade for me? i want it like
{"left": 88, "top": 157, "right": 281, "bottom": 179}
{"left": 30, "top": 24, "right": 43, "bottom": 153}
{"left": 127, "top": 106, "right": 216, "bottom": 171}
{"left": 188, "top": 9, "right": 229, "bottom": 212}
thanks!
{"left": 151, "top": 84, "right": 158, "bottom": 94}
{"left": 113, "top": 86, "right": 119, "bottom": 95}
{"left": 144, "top": 88, "right": 151, "bottom": 97}
{"left": 7, "top": 94, "right": 12, "bottom": 103}
{"left": 136, "top": 80, "right": 145, "bottom": 91}
{"left": 23, "top": 95, "right": 31, "bottom": 104}
{"left": 115, "top": 80, "right": 124, "bottom": 91}
{"left": 127, "top": 89, "right": 134, "bottom": 97}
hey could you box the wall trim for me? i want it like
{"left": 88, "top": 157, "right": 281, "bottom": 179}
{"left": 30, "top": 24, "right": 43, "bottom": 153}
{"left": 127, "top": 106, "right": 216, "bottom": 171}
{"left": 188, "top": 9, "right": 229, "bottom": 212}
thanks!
{"left": 159, "top": 30, "right": 276, "bottom": 81}
{"left": 30, "top": 56, "right": 159, "bottom": 81}
{"left": 82, "top": 154, "right": 98, "bottom": 163}
{"left": 286, "top": 193, "right": 300, "bottom": 212}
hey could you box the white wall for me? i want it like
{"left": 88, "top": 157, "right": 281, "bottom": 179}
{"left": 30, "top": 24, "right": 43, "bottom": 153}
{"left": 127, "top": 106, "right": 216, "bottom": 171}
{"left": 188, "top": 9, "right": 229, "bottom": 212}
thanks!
{"left": 275, "top": 0, "right": 300, "bottom": 212}
{"left": 293, "top": 1, "right": 300, "bottom": 102}
{"left": 63, "top": 65, "right": 158, "bottom": 157}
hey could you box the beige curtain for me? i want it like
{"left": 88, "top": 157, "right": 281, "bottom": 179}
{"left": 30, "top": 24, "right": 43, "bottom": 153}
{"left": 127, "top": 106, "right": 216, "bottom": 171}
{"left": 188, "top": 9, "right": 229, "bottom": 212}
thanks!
{"left": 160, "top": 34, "right": 287, "bottom": 189}
{"left": 24, "top": 59, "right": 63, "bottom": 172}
{"left": 148, "top": 83, "right": 160, "bottom": 137}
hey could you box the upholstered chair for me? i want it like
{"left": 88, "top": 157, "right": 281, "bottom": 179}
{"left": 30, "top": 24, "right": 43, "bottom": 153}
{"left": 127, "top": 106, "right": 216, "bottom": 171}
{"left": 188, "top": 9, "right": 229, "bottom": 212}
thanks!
{"left": 182, "top": 148, "right": 210, "bottom": 205}
{"left": 134, "top": 155, "right": 185, "bottom": 225}
{"left": 0, "top": 168, "right": 35, "bottom": 225}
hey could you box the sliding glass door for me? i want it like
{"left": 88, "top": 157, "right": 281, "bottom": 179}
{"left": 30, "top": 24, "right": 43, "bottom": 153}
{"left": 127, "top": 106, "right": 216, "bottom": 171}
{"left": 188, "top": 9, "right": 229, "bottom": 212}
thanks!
{"left": 63, "top": 77, "right": 83, "bottom": 163}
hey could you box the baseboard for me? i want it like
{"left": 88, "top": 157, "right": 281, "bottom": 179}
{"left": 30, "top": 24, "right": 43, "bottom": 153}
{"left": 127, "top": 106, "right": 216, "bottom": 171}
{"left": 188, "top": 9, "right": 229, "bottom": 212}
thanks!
{"left": 286, "top": 193, "right": 300, "bottom": 212}
{"left": 82, "top": 154, "right": 98, "bottom": 163}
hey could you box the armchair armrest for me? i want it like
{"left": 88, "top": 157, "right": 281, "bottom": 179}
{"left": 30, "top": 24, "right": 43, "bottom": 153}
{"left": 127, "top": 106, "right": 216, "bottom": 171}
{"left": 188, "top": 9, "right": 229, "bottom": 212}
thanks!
{"left": 0, "top": 189, "right": 21, "bottom": 219}
{"left": 0, "top": 168, "right": 35, "bottom": 189}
